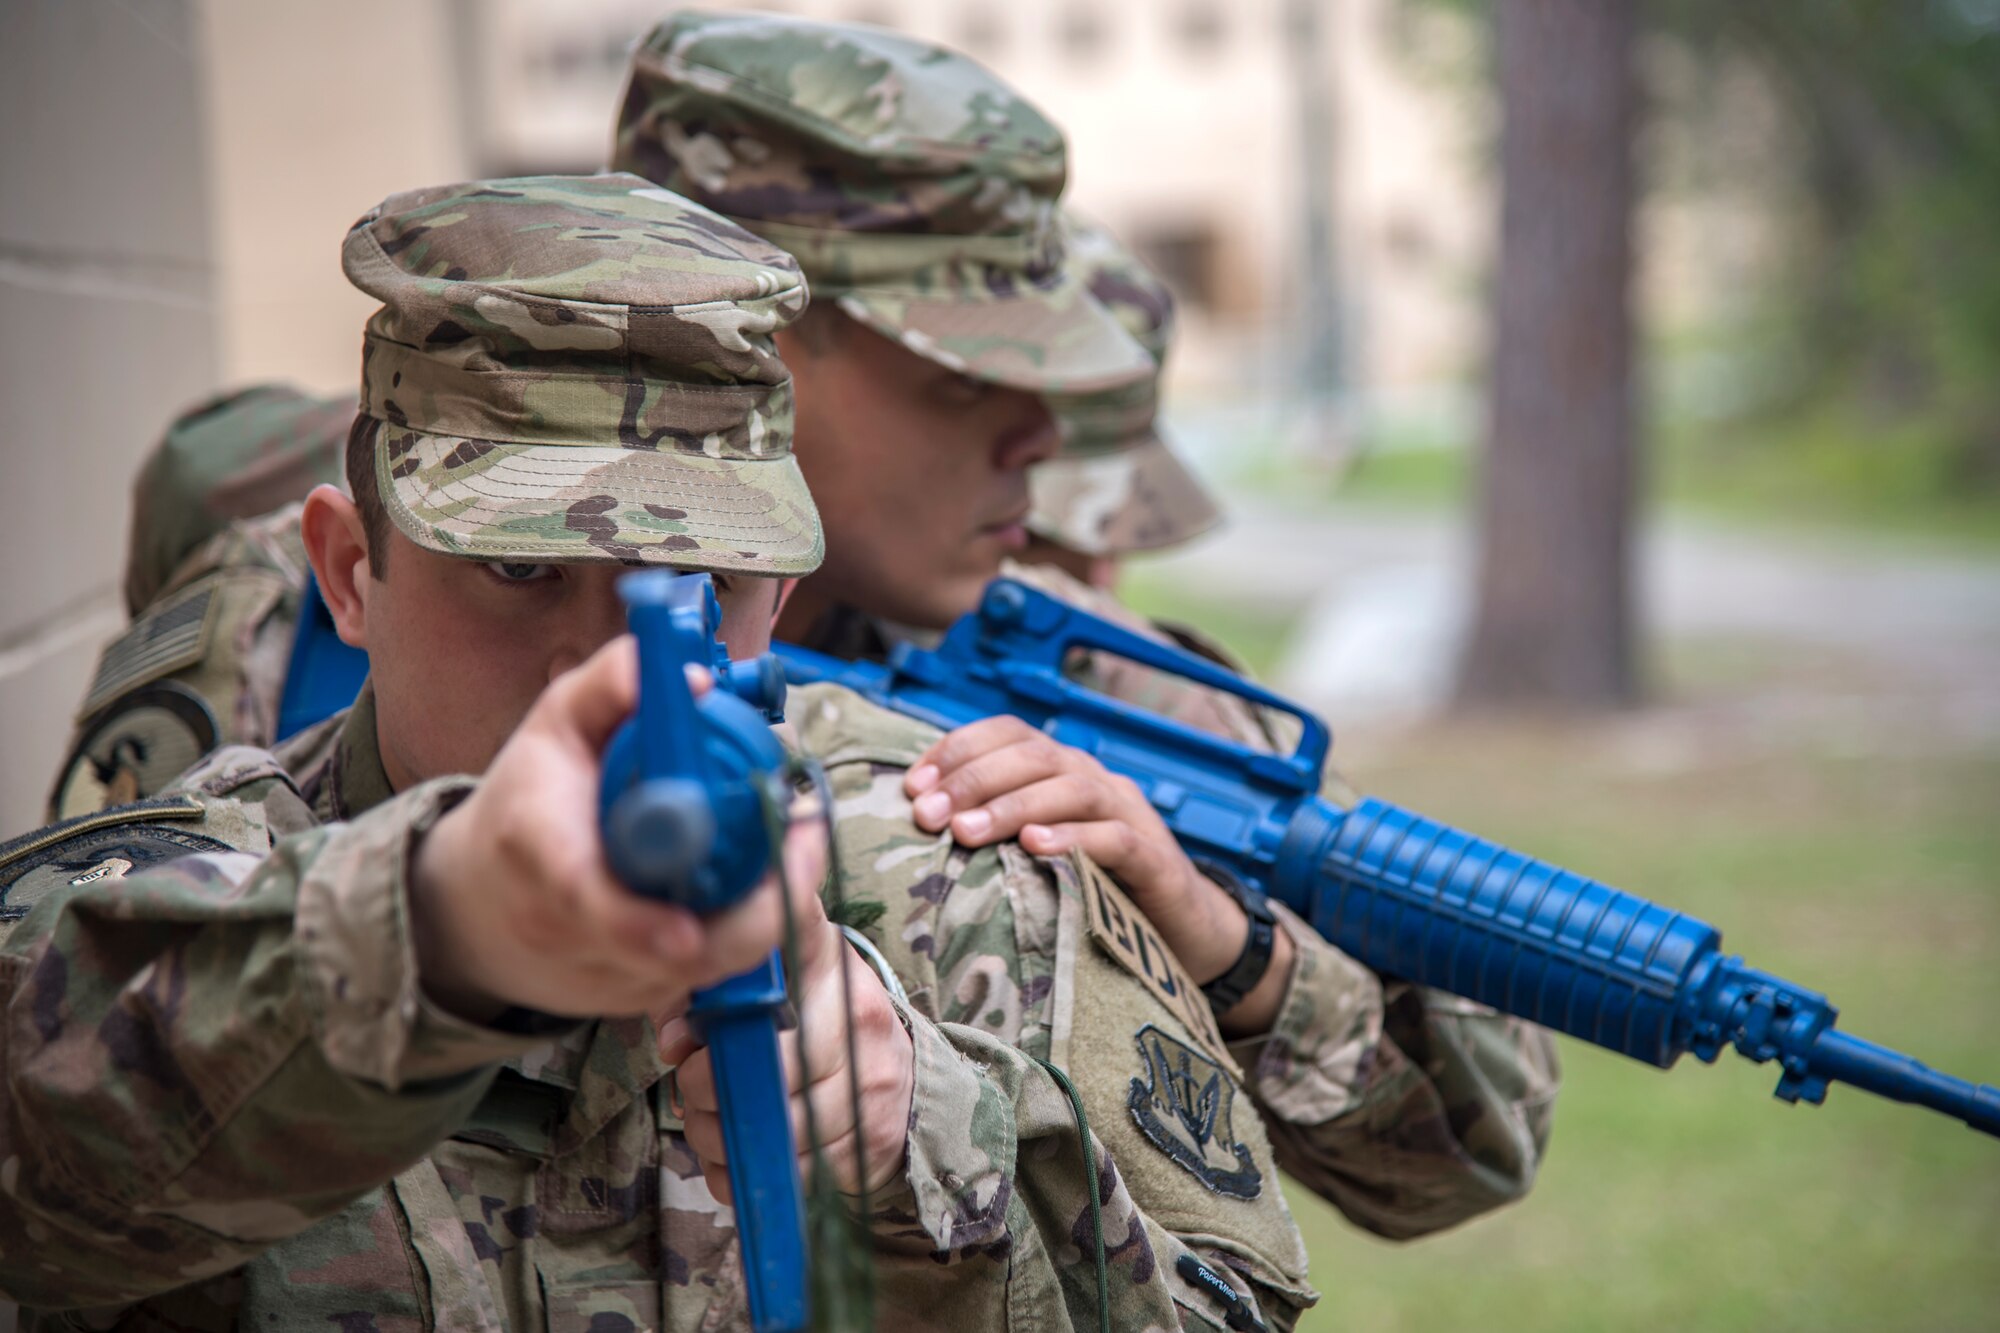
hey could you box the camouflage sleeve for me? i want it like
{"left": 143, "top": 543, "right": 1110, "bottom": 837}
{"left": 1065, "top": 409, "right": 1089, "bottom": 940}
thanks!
{"left": 1227, "top": 902, "right": 1562, "bottom": 1239}
{"left": 797, "top": 686, "right": 1318, "bottom": 1330}
{"left": 972, "top": 577, "right": 1565, "bottom": 1235}
{"left": 0, "top": 779, "right": 562, "bottom": 1308}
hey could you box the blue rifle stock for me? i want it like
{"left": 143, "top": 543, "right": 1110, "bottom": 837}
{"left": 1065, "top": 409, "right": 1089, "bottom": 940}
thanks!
{"left": 275, "top": 575, "right": 372, "bottom": 742}
{"left": 598, "top": 571, "right": 806, "bottom": 1333}
{"left": 775, "top": 579, "right": 2000, "bottom": 1139}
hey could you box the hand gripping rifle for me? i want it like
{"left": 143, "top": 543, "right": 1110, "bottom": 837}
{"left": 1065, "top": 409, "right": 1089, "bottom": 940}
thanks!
{"left": 275, "top": 571, "right": 816, "bottom": 1328}
{"left": 774, "top": 579, "right": 2000, "bottom": 1139}
{"left": 596, "top": 571, "right": 807, "bottom": 1333}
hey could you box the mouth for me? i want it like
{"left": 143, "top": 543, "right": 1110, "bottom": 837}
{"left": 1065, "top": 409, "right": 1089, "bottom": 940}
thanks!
{"left": 978, "top": 508, "right": 1033, "bottom": 552}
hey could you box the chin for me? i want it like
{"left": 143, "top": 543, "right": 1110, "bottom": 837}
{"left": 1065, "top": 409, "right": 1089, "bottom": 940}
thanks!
{"left": 926, "top": 577, "right": 991, "bottom": 629}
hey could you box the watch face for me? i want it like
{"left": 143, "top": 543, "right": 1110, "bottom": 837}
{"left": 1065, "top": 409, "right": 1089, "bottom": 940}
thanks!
{"left": 52, "top": 682, "right": 220, "bottom": 820}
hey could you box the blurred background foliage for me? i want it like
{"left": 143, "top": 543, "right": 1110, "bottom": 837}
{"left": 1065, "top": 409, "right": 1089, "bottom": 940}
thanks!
{"left": 1659, "top": 0, "right": 2000, "bottom": 530}
{"left": 1377, "top": 0, "right": 2000, "bottom": 543}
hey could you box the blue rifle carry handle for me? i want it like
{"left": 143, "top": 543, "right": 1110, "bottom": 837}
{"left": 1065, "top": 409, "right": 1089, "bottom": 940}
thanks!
{"left": 600, "top": 571, "right": 807, "bottom": 1333}
{"left": 776, "top": 578, "right": 2000, "bottom": 1139}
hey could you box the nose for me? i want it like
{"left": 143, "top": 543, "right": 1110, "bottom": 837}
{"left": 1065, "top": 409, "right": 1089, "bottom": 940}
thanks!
{"left": 991, "top": 392, "right": 1061, "bottom": 473}
{"left": 546, "top": 571, "right": 634, "bottom": 683}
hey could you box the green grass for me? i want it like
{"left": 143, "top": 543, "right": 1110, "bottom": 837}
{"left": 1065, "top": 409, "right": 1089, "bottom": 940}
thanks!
{"left": 1282, "top": 732, "right": 2000, "bottom": 1332}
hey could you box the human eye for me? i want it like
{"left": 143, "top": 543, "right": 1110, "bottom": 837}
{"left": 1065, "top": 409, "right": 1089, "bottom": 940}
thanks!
{"left": 929, "top": 370, "right": 991, "bottom": 408}
{"left": 484, "top": 561, "right": 561, "bottom": 585}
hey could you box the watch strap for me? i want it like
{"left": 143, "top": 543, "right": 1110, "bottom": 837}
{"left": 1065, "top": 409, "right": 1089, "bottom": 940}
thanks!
{"left": 1199, "top": 865, "right": 1279, "bottom": 1017}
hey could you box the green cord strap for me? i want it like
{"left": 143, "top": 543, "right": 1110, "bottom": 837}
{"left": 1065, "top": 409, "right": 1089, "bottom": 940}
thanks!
{"left": 1034, "top": 1058, "right": 1111, "bottom": 1333}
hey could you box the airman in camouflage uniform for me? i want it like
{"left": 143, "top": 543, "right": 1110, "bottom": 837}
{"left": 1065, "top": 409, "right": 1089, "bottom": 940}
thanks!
{"left": 48, "top": 389, "right": 353, "bottom": 821}
{"left": 611, "top": 6, "right": 1559, "bottom": 1254}
{"left": 0, "top": 175, "right": 1294, "bottom": 1331}
{"left": 1006, "top": 215, "right": 1293, "bottom": 752}
{"left": 1029, "top": 213, "right": 1223, "bottom": 575}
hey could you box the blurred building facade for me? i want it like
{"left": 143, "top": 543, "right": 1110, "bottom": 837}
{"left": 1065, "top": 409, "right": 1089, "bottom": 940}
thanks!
{"left": 0, "top": 0, "right": 1776, "bottom": 837}
{"left": 0, "top": 0, "right": 218, "bottom": 843}
{"left": 203, "top": 0, "right": 1493, "bottom": 404}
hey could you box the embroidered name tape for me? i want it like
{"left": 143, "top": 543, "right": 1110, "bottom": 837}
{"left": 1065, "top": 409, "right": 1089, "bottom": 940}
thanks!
{"left": 1077, "top": 854, "right": 1240, "bottom": 1078}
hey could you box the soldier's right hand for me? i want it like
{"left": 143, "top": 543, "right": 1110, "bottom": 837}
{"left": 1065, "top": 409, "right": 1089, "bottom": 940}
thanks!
{"left": 408, "top": 635, "right": 798, "bottom": 1022}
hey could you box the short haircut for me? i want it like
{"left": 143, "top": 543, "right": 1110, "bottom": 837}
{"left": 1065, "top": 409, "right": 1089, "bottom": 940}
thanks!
{"left": 343, "top": 415, "right": 391, "bottom": 578}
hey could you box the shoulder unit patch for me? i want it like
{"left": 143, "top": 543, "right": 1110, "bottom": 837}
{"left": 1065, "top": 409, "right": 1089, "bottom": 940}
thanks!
{"left": 0, "top": 795, "right": 230, "bottom": 921}
{"left": 50, "top": 682, "right": 220, "bottom": 820}
{"left": 1128, "top": 1023, "right": 1263, "bottom": 1200}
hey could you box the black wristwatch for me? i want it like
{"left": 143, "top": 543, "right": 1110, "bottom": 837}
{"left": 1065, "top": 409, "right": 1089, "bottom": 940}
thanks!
{"left": 1198, "top": 863, "right": 1280, "bottom": 1018}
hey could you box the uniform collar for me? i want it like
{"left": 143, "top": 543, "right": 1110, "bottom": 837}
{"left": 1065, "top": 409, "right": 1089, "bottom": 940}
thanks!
{"left": 325, "top": 685, "right": 395, "bottom": 821}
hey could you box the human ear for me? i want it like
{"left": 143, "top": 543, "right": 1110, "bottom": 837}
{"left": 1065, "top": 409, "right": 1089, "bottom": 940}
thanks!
{"left": 300, "top": 484, "right": 373, "bottom": 650}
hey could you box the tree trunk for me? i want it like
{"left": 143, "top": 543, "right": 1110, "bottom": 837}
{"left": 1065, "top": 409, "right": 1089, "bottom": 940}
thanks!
{"left": 1456, "top": 0, "right": 1640, "bottom": 709}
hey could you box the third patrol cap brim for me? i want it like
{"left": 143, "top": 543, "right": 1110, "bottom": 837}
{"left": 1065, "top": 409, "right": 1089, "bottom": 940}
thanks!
{"left": 1028, "top": 429, "right": 1224, "bottom": 556}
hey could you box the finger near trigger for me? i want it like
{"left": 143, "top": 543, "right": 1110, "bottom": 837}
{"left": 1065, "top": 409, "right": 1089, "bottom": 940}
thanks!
{"left": 938, "top": 734, "right": 1066, "bottom": 810}
{"left": 682, "top": 1109, "right": 725, "bottom": 1165}
{"left": 957, "top": 773, "right": 1104, "bottom": 847}
{"left": 587, "top": 877, "right": 705, "bottom": 967}
{"left": 697, "top": 875, "right": 786, "bottom": 979}
{"left": 911, "top": 715, "right": 1036, "bottom": 789}
{"left": 676, "top": 1049, "right": 718, "bottom": 1112}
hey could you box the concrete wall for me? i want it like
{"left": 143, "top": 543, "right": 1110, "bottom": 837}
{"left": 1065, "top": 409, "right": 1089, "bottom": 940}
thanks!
{"left": 202, "top": 0, "right": 471, "bottom": 393}
{"left": 0, "top": 0, "right": 219, "bottom": 839}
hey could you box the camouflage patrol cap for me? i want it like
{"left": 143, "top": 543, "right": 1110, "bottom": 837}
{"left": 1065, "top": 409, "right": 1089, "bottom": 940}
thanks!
{"left": 611, "top": 11, "right": 1152, "bottom": 394}
{"left": 1029, "top": 219, "right": 1222, "bottom": 555}
{"left": 341, "top": 173, "right": 821, "bottom": 574}
{"left": 125, "top": 384, "right": 354, "bottom": 614}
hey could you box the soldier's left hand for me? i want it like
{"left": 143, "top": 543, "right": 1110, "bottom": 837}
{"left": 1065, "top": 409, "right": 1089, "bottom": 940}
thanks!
{"left": 904, "top": 717, "right": 1294, "bottom": 1030}
{"left": 660, "top": 886, "right": 915, "bottom": 1201}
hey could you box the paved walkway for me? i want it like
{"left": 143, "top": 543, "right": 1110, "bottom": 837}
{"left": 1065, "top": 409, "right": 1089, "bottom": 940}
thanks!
{"left": 1134, "top": 493, "right": 2000, "bottom": 760}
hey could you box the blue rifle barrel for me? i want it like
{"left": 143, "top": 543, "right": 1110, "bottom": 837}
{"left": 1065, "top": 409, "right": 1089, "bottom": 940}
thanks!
{"left": 602, "top": 572, "right": 807, "bottom": 1333}
{"left": 775, "top": 579, "right": 2000, "bottom": 1139}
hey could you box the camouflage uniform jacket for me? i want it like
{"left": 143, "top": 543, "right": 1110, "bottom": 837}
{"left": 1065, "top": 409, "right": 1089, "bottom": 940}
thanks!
{"left": 0, "top": 691, "right": 1264, "bottom": 1331}
{"left": 796, "top": 581, "right": 1562, "bottom": 1242}
{"left": 49, "top": 508, "right": 314, "bottom": 822}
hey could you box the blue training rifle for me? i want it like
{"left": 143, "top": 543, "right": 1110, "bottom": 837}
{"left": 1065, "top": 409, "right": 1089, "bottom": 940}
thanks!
{"left": 599, "top": 571, "right": 807, "bottom": 1333}
{"left": 774, "top": 578, "right": 2000, "bottom": 1139}
{"left": 275, "top": 572, "right": 810, "bottom": 1332}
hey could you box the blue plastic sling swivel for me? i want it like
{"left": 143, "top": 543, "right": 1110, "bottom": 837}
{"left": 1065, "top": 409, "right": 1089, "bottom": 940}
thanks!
{"left": 598, "top": 571, "right": 807, "bottom": 1333}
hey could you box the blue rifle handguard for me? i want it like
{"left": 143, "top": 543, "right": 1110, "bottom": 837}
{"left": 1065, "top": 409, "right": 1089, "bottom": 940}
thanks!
{"left": 776, "top": 579, "right": 2000, "bottom": 1139}
{"left": 600, "top": 571, "right": 807, "bottom": 1333}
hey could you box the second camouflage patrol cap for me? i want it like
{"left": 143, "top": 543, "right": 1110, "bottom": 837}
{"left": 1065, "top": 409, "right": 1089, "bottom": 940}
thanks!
{"left": 1030, "top": 218, "right": 1222, "bottom": 555}
{"left": 611, "top": 10, "right": 1152, "bottom": 394}
{"left": 341, "top": 173, "right": 821, "bottom": 574}
{"left": 124, "top": 383, "right": 354, "bottom": 614}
